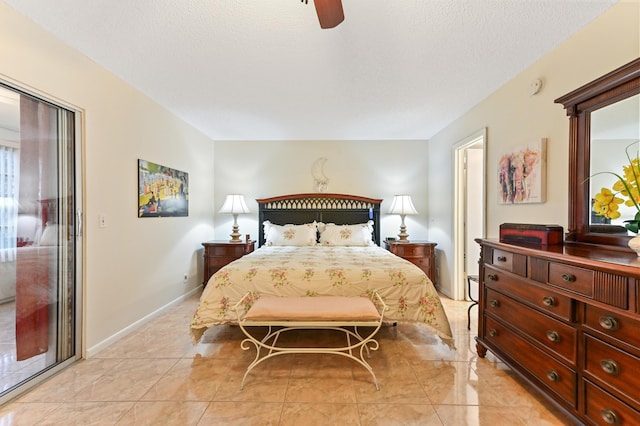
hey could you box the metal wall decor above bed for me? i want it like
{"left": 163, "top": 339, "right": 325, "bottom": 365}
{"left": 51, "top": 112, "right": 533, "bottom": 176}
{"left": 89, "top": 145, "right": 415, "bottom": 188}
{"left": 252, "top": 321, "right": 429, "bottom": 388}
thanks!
{"left": 256, "top": 193, "right": 382, "bottom": 247}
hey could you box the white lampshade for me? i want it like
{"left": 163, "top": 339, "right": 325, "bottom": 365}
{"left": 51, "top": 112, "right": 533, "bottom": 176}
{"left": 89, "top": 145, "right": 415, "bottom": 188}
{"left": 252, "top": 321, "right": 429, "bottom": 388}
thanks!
{"left": 388, "top": 195, "right": 418, "bottom": 215}
{"left": 219, "top": 194, "right": 250, "bottom": 215}
{"left": 219, "top": 194, "right": 250, "bottom": 242}
{"left": 388, "top": 195, "right": 418, "bottom": 241}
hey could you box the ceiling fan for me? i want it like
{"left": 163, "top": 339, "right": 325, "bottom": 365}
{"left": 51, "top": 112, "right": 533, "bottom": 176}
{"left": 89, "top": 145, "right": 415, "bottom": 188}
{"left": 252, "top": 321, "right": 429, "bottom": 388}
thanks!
{"left": 301, "top": 0, "right": 344, "bottom": 29}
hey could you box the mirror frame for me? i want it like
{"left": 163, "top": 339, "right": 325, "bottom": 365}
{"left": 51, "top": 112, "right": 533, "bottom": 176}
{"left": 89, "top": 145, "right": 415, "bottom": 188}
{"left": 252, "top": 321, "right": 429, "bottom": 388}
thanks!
{"left": 555, "top": 58, "right": 640, "bottom": 247}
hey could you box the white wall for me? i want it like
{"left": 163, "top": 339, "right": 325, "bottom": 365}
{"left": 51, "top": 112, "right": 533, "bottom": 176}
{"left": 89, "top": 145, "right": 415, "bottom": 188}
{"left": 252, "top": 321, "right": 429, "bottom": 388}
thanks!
{"left": 0, "top": 3, "right": 215, "bottom": 355}
{"left": 427, "top": 1, "right": 640, "bottom": 297}
{"left": 213, "top": 140, "right": 430, "bottom": 246}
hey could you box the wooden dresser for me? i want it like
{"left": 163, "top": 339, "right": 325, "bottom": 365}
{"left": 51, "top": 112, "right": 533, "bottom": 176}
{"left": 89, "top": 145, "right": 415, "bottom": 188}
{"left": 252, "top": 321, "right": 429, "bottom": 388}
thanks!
{"left": 383, "top": 240, "right": 437, "bottom": 285}
{"left": 476, "top": 239, "right": 640, "bottom": 425}
{"left": 202, "top": 240, "right": 255, "bottom": 286}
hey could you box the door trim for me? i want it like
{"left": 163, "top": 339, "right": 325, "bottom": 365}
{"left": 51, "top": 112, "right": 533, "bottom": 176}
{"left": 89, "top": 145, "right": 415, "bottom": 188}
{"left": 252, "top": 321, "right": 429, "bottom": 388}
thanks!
{"left": 453, "top": 128, "right": 486, "bottom": 301}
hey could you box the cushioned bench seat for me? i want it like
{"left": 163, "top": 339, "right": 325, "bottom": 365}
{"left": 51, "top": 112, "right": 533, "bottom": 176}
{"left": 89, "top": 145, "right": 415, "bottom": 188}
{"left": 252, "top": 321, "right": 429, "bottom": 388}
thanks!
{"left": 244, "top": 295, "right": 382, "bottom": 323}
{"left": 234, "top": 293, "right": 387, "bottom": 390}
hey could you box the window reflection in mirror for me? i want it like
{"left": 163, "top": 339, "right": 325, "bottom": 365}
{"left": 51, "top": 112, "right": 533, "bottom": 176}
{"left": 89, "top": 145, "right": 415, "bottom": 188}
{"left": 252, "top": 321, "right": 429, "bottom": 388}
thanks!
{"left": 589, "top": 93, "right": 640, "bottom": 235}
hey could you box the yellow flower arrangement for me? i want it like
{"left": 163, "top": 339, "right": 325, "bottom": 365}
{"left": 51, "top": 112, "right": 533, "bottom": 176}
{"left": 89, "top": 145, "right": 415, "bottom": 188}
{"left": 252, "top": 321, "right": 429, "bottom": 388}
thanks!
{"left": 592, "top": 142, "right": 640, "bottom": 233}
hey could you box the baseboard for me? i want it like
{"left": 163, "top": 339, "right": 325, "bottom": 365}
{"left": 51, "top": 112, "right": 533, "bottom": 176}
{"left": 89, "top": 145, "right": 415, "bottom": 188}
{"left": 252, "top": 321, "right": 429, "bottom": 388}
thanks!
{"left": 86, "top": 286, "right": 201, "bottom": 358}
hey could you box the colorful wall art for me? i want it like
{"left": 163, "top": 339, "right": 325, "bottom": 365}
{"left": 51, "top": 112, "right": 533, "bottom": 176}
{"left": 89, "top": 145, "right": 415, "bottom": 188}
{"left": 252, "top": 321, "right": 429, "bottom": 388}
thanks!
{"left": 138, "top": 159, "right": 189, "bottom": 217}
{"left": 497, "top": 139, "right": 546, "bottom": 204}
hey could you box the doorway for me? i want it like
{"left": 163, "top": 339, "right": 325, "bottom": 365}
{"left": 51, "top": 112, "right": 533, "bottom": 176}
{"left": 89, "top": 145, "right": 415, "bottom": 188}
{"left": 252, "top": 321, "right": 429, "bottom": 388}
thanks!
{"left": 0, "top": 82, "right": 82, "bottom": 403}
{"left": 453, "top": 129, "right": 486, "bottom": 301}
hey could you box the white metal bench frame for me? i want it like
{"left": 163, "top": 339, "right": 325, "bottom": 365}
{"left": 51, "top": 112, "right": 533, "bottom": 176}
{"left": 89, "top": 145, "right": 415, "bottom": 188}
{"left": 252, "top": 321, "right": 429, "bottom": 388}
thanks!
{"left": 233, "top": 292, "right": 388, "bottom": 390}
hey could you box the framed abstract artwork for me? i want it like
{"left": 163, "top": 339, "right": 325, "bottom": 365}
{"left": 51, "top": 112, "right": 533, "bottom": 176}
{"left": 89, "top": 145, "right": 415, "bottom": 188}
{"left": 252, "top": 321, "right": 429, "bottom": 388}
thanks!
{"left": 138, "top": 159, "right": 189, "bottom": 217}
{"left": 497, "top": 138, "right": 546, "bottom": 204}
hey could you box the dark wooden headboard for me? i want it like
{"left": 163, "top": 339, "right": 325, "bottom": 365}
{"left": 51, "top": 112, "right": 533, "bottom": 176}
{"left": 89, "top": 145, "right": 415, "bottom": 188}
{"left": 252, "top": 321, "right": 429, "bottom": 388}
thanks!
{"left": 256, "top": 193, "right": 383, "bottom": 247}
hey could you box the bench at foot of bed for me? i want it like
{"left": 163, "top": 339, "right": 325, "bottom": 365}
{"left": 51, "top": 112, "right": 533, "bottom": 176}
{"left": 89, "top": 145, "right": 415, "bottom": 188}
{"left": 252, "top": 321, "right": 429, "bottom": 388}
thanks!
{"left": 233, "top": 292, "right": 388, "bottom": 390}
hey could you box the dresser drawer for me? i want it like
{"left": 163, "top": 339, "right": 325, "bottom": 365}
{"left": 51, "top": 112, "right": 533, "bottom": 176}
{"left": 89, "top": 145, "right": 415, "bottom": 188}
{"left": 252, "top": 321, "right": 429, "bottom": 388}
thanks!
{"left": 490, "top": 248, "right": 527, "bottom": 276}
{"left": 484, "top": 266, "right": 574, "bottom": 322}
{"left": 485, "top": 288, "right": 577, "bottom": 364}
{"left": 206, "top": 256, "right": 236, "bottom": 269}
{"left": 407, "top": 256, "right": 429, "bottom": 266}
{"left": 209, "top": 245, "right": 249, "bottom": 257}
{"left": 584, "top": 305, "right": 640, "bottom": 349}
{"left": 585, "top": 381, "right": 640, "bottom": 426}
{"left": 407, "top": 257, "right": 430, "bottom": 272}
{"left": 484, "top": 316, "right": 576, "bottom": 406}
{"left": 584, "top": 335, "right": 640, "bottom": 407}
{"left": 548, "top": 262, "right": 594, "bottom": 297}
{"left": 392, "top": 244, "right": 427, "bottom": 258}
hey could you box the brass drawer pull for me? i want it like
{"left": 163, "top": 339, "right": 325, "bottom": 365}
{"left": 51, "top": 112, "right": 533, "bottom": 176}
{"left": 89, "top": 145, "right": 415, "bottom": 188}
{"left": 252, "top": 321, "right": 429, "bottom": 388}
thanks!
{"left": 600, "top": 359, "right": 620, "bottom": 376}
{"left": 546, "top": 330, "right": 560, "bottom": 342}
{"left": 561, "top": 273, "right": 576, "bottom": 283}
{"left": 489, "top": 329, "right": 498, "bottom": 337}
{"left": 598, "top": 316, "right": 619, "bottom": 331}
{"left": 542, "top": 296, "right": 555, "bottom": 307}
{"left": 546, "top": 370, "right": 559, "bottom": 382}
{"left": 496, "top": 256, "right": 507, "bottom": 262}
{"left": 489, "top": 299, "right": 500, "bottom": 308}
{"left": 600, "top": 408, "right": 618, "bottom": 425}
{"left": 487, "top": 274, "right": 498, "bottom": 281}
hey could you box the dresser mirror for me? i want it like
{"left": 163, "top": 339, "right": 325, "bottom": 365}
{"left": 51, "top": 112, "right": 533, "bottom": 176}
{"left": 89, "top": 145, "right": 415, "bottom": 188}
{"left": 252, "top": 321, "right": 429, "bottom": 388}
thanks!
{"left": 556, "top": 58, "right": 640, "bottom": 247}
{"left": 590, "top": 94, "right": 640, "bottom": 234}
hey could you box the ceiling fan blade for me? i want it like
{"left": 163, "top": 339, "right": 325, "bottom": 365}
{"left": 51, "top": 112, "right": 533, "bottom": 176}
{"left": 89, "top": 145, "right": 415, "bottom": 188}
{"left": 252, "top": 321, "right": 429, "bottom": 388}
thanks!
{"left": 314, "top": 0, "right": 344, "bottom": 29}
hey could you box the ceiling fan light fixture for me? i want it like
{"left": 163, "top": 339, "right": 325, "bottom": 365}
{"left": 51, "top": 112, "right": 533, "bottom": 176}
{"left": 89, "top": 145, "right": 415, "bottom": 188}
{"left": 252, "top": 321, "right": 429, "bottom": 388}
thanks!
{"left": 302, "top": 0, "right": 344, "bottom": 29}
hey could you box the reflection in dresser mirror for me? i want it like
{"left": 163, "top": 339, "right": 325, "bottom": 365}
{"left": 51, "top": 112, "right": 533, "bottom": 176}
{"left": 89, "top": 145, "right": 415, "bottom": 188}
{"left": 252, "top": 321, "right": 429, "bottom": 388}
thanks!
{"left": 589, "top": 94, "right": 640, "bottom": 236}
{"left": 556, "top": 58, "right": 640, "bottom": 248}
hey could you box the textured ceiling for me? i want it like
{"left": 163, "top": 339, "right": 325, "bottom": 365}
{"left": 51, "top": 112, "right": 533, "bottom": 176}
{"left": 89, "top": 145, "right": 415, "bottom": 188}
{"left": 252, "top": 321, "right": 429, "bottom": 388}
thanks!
{"left": 3, "top": 0, "right": 618, "bottom": 141}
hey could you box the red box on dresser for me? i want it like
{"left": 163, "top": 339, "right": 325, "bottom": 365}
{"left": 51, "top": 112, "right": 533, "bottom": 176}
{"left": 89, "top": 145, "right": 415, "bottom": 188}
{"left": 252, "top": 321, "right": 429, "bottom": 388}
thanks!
{"left": 499, "top": 223, "right": 563, "bottom": 245}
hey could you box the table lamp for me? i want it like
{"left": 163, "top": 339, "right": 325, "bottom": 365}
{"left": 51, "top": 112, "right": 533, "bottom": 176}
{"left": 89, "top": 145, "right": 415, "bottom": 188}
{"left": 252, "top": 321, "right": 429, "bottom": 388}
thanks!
{"left": 388, "top": 195, "right": 418, "bottom": 242}
{"left": 219, "top": 194, "right": 250, "bottom": 242}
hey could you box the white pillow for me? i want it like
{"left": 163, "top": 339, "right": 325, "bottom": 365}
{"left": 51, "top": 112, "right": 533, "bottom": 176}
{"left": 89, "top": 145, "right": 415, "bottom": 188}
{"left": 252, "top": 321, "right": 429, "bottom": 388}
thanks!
{"left": 263, "top": 221, "right": 318, "bottom": 246}
{"left": 319, "top": 221, "right": 374, "bottom": 246}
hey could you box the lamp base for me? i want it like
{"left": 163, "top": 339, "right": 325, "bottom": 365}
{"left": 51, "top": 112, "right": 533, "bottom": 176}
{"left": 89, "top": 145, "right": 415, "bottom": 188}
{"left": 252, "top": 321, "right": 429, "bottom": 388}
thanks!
{"left": 229, "top": 225, "right": 242, "bottom": 242}
{"left": 397, "top": 225, "right": 410, "bottom": 242}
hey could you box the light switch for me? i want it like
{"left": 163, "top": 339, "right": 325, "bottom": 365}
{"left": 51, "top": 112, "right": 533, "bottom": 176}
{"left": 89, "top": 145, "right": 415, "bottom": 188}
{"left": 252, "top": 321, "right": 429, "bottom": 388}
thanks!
{"left": 99, "top": 214, "right": 108, "bottom": 228}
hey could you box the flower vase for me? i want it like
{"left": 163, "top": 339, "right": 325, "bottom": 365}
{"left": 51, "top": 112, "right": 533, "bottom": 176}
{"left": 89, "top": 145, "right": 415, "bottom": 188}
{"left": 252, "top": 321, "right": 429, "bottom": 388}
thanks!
{"left": 628, "top": 235, "right": 640, "bottom": 256}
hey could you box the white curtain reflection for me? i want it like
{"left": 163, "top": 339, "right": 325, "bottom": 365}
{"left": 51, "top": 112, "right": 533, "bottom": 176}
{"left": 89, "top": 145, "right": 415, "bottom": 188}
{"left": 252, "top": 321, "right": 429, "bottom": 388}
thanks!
{"left": 0, "top": 145, "right": 19, "bottom": 260}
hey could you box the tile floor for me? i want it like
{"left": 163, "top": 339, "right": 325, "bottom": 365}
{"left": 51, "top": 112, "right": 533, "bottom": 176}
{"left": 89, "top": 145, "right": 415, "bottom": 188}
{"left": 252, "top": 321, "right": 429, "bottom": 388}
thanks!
{"left": 0, "top": 293, "right": 579, "bottom": 425}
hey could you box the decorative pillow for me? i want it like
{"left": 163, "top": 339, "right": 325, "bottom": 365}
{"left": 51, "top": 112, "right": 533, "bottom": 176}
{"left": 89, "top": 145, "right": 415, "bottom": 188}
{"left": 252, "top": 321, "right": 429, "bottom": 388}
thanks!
{"left": 319, "top": 221, "right": 374, "bottom": 246}
{"left": 263, "top": 221, "right": 317, "bottom": 246}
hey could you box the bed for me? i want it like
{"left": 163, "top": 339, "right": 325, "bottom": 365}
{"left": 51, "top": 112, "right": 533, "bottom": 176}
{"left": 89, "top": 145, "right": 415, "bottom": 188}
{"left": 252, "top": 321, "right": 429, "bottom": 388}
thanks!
{"left": 189, "top": 193, "right": 454, "bottom": 348}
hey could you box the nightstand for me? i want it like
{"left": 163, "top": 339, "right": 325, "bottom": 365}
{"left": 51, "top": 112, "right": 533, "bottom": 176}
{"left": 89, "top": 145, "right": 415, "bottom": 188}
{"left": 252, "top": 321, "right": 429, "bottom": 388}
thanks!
{"left": 383, "top": 240, "right": 437, "bottom": 285}
{"left": 202, "top": 240, "right": 255, "bottom": 286}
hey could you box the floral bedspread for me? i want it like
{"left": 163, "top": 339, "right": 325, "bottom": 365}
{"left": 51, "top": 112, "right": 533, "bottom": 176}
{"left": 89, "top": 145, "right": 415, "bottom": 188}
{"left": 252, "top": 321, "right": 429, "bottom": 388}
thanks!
{"left": 190, "top": 245, "right": 454, "bottom": 348}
